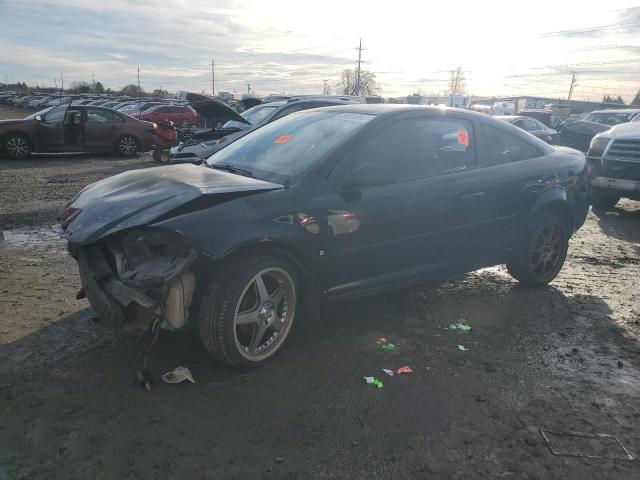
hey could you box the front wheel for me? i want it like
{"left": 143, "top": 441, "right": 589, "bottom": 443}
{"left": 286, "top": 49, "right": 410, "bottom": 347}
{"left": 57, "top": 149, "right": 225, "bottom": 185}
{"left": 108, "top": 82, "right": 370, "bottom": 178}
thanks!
{"left": 4, "top": 134, "right": 31, "bottom": 159}
{"left": 198, "top": 255, "right": 299, "bottom": 367}
{"left": 507, "top": 213, "right": 569, "bottom": 287}
{"left": 116, "top": 135, "right": 139, "bottom": 156}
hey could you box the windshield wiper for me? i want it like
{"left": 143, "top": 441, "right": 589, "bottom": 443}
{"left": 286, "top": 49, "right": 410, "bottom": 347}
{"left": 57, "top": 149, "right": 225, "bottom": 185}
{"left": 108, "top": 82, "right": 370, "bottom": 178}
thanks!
{"left": 209, "top": 163, "right": 254, "bottom": 177}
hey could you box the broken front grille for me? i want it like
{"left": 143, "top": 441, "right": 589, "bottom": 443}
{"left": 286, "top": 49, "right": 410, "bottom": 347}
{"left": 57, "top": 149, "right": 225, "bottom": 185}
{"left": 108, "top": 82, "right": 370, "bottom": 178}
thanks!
{"left": 606, "top": 139, "right": 640, "bottom": 162}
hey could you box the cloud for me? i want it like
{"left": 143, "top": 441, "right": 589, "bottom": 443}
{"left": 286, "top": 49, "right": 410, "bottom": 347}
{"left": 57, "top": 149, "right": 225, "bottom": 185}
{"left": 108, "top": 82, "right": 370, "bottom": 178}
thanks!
{"left": 107, "top": 53, "right": 129, "bottom": 60}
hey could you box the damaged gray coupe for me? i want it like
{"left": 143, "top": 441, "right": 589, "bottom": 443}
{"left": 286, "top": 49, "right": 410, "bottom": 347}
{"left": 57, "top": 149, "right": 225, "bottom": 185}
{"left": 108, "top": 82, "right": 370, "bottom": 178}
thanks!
{"left": 63, "top": 105, "right": 589, "bottom": 368}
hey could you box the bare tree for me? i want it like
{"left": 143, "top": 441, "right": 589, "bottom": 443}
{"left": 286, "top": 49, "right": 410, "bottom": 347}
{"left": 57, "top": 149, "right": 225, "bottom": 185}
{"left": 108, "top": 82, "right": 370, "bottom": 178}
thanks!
{"left": 336, "top": 69, "right": 379, "bottom": 96}
{"left": 121, "top": 84, "right": 144, "bottom": 96}
{"left": 448, "top": 66, "right": 466, "bottom": 95}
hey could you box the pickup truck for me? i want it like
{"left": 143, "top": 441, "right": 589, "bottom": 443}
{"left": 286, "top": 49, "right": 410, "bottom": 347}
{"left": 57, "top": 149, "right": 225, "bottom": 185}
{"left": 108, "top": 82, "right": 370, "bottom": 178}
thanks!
{"left": 587, "top": 121, "right": 640, "bottom": 208}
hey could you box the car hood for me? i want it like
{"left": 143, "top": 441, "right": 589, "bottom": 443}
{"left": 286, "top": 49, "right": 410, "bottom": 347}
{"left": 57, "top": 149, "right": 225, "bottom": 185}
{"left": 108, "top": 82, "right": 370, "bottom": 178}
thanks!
{"left": 605, "top": 121, "right": 640, "bottom": 138}
{"left": 560, "top": 120, "right": 611, "bottom": 135}
{"left": 186, "top": 93, "right": 250, "bottom": 125}
{"left": 63, "top": 164, "right": 282, "bottom": 245}
{"left": 0, "top": 118, "right": 32, "bottom": 126}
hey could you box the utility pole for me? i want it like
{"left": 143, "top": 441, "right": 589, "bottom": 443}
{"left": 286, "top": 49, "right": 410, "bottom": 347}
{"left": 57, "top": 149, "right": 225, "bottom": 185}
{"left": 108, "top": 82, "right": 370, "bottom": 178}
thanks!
{"left": 60, "top": 73, "right": 63, "bottom": 99}
{"left": 211, "top": 59, "right": 215, "bottom": 96}
{"left": 322, "top": 79, "right": 328, "bottom": 95}
{"left": 137, "top": 65, "right": 141, "bottom": 109}
{"left": 247, "top": 83, "right": 251, "bottom": 94}
{"left": 567, "top": 71, "right": 577, "bottom": 101}
{"left": 91, "top": 71, "right": 96, "bottom": 94}
{"left": 355, "top": 38, "right": 364, "bottom": 96}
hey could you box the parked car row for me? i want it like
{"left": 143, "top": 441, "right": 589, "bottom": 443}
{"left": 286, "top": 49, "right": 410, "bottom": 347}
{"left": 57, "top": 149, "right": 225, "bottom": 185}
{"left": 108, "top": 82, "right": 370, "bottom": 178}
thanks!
{"left": 0, "top": 102, "right": 175, "bottom": 158}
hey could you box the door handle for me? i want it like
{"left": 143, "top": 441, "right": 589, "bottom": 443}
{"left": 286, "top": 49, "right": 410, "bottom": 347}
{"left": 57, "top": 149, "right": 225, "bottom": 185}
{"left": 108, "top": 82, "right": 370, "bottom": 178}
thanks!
{"left": 460, "top": 191, "right": 485, "bottom": 202}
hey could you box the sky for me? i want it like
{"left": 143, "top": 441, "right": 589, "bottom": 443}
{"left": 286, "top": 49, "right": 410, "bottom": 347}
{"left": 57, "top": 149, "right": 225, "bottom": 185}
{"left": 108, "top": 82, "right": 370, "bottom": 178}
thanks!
{"left": 0, "top": 0, "right": 639, "bottom": 101}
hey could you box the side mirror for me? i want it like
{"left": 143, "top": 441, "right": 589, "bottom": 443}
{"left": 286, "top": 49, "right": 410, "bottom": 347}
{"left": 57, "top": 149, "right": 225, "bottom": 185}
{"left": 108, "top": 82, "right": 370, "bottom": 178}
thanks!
{"left": 35, "top": 115, "right": 42, "bottom": 121}
{"left": 343, "top": 162, "right": 389, "bottom": 189}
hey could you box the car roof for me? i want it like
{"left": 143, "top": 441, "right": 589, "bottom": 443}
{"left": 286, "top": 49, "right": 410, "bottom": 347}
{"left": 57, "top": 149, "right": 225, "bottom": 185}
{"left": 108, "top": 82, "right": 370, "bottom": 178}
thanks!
{"left": 590, "top": 109, "right": 640, "bottom": 114}
{"left": 307, "top": 104, "right": 466, "bottom": 115}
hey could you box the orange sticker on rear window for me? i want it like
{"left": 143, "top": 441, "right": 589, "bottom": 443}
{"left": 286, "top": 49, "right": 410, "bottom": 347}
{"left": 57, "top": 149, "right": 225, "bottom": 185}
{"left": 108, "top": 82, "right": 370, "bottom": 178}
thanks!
{"left": 457, "top": 129, "right": 469, "bottom": 147}
{"left": 275, "top": 134, "right": 293, "bottom": 144}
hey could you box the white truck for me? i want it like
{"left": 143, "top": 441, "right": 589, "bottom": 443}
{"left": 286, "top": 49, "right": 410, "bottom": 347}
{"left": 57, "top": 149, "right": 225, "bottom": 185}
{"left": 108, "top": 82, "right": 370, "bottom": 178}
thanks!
{"left": 587, "top": 119, "right": 640, "bottom": 208}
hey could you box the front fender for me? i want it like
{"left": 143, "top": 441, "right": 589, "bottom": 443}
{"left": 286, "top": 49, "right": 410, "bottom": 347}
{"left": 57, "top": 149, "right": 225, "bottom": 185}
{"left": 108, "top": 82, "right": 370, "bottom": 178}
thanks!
{"left": 528, "top": 187, "right": 568, "bottom": 218}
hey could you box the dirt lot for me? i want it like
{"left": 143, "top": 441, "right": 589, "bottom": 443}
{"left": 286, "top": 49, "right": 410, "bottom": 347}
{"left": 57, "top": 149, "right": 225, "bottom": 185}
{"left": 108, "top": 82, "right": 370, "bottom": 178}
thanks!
{"left": 1, "top": 104, "right": 639, "bottom": 479}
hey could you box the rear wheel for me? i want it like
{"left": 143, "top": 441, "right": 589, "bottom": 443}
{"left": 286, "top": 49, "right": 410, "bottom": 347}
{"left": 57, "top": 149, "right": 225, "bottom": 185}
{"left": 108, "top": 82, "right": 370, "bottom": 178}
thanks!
{"left": 198, "top": 255, "right": 299, "bottom": 367}
{"left": 4, "top": 134, "right": 31, "bottom": 159}
{"left": 116, "top": 135, "right": 138, "bottom": 156}
{"left": 591, "top": 191, "right": 620, "bottom": 209}
{"left": 507, "top": 213, "right": 569, "bottom": 286}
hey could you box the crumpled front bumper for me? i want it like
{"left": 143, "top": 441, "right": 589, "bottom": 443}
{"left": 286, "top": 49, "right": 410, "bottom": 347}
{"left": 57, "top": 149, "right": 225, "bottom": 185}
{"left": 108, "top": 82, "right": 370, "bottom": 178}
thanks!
{"left": 74, "top": 244, "right": 197, "bottom": 332}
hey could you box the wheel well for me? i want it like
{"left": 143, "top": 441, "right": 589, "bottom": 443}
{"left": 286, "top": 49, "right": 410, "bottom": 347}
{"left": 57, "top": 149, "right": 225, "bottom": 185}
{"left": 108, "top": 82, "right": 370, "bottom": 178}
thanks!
{"left": 534, "top": 200, "right": 574, "bottom": 232}
{"left": 2, "top": 131, "right": 34, "bottom": 149}
{"left": 218, "top": 243, "right": 308, "bottom": 281}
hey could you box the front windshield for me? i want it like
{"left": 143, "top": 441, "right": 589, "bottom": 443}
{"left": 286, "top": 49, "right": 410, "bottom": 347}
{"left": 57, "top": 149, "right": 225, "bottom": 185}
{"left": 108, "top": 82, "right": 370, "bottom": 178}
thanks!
{"left": 25, "top": 107, "right": 53, "bottom": 119}
{"left": 238, "top": 104, "right": 279, "bottom": 125}
{"left": 206, "top": 110, "right": 375, "bottom": 179}
{"left": 583, "top": 112, "right": 633, "bottom": 126}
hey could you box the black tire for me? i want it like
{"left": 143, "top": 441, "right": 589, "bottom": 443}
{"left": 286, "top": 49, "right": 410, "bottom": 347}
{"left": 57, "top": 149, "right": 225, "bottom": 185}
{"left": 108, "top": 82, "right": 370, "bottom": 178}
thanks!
{"left": 198, "top": 254, "right": 300, "bottom": 368}
{"left": 115, "top": 135, "right": 139, "bottom": 156}
{"left": 507, "top": 213, "right": 569, "bottom": 287}
{"left": 591, "top": 191, "right": 620, "bottom": 210}
{"left": 179, "top": 119, "right": 191, "bottom": 128}
{"left": 152, "top": 150, "right": 170, "bottom": 163}
{"left": 3, "top": 134, "right": 31, "bottom": 159}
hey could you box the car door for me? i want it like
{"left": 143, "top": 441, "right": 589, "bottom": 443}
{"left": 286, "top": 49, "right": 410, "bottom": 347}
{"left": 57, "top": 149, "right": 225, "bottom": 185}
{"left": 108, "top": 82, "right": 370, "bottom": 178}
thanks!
{"left": 84, "top": 108, "right": 120, "bottom": 150}
{"left": 324, "top": 113, "right": 492, "bottom": 294}
{"left": 36, "top": 101, "right": 70, "bottom": 150}
{"left": 398, "top": 114, "right": 497, "bottom": 272}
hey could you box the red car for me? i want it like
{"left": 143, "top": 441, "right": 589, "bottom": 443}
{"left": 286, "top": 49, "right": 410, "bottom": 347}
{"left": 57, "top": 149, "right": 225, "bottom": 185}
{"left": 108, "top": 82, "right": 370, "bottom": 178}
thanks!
{"left": 134, "top": 104, "right": 198, "bottom": 127}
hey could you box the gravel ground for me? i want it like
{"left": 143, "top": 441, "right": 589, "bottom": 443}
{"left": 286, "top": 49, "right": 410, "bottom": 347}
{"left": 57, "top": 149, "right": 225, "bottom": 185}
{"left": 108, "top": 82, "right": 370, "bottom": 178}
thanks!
{"left": 1, "top": 105, "right": 639, "bottom": 479}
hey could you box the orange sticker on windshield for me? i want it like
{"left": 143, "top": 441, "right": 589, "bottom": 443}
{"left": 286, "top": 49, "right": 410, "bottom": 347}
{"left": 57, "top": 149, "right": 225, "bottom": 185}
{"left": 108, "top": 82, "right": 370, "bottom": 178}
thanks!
{"left": 275, "top": 134, "right": 293, "bottom": 144}
{"left": 457, "top": 129, "right": 469, "bottom": 147}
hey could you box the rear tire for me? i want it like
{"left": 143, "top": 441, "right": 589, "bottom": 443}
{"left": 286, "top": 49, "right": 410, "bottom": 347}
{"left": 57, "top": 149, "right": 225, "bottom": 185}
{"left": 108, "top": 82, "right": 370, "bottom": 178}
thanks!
{"left": 198, "top": 254, "right": 300, "bottom": 368}
{"left": 507, "top": 213, "right": 569, "bottom": 287}
{"left": 4, "top": 134, "right": 31, "bottom": 159}
{"left": 591, "top": 191, "right": 620, "bottom": 209}
{"left": 115, "top": 135, "right": 139, "bottom": 156}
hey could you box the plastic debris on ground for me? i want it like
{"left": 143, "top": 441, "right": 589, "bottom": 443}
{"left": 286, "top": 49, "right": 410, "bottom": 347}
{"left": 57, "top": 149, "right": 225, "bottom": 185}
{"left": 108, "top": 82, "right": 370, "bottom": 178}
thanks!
{"left": 382, "top": 365, "right": 414, "bottom": 376}
{"left": 458, "top": 345, "right": 469, "bottom": 352}
{"left": 605, "top": 211, "right": 620, "bottom": 216}
{"left": 364, "top": 376, "right": 384, "bottom": 388}
{"left": 449, "top": 321, "right": 472, "bottom": 331}
{"left": 377, "top": 336, "right": 395, "bottom": 351}
{"left": 161, "top": 366, "right": 195, "bottom": 384}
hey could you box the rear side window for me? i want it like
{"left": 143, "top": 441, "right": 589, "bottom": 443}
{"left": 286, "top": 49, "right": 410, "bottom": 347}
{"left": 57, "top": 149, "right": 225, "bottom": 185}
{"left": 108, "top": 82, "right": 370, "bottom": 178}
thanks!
{"left": 482, "top": 124, "right": 542, "bottom": 165}
{"left": 86, "top": 109, "right": 115, "bottom": 123}
{"left": 348, "top": 117, "right": 476, "bottom": 183}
